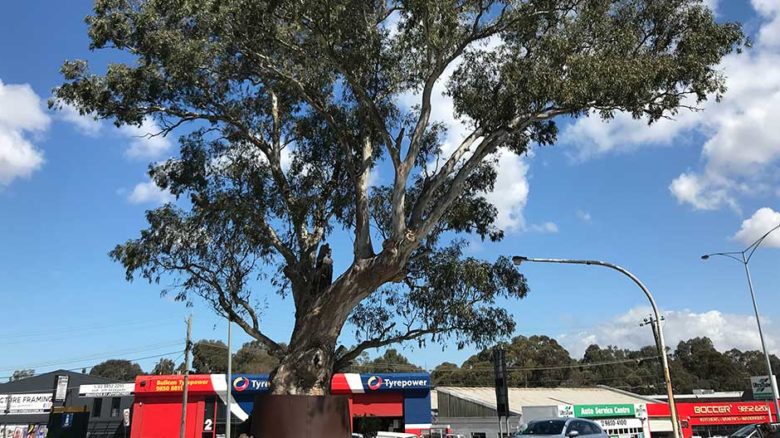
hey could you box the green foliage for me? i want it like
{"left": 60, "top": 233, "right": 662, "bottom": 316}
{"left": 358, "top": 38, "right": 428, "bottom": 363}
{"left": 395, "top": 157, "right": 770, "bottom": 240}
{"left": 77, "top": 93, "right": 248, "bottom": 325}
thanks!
{"left": 56, "top": 0, "right": 745, "bottom": 388}
{"left": 151, "top": 358, "right": 176, "bottom": 375}
{"left": 351, "top": 349, "right": 424, "bottom": 373}
{"left": 9, "top": 369, "right": 35, "bottom": 382}
{"left": 192, "top": 340, "right": 228, "bottom": 374}
{"left": 674, "top": 337, "right": 747, "bottom": 391}
{"left": 432, "top": 336, "right": 779, "bottom": 395}
{"left": 90, "top": 360, "right": 144, "bottom": 382}
{"left": 233, "top": 341, "right": 280, "bottom": 373}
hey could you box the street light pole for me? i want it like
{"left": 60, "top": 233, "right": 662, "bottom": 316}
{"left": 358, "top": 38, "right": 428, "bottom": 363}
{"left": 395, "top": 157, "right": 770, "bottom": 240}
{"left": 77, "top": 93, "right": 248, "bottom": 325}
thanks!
{"left": 512, "top": 256, "right": 682, "bottom": 438}
{"left": 226, "top": 316, "right": 233, "bottom": 438}
{"left": 702, "top": 223, "right": 780, "bottom": 422}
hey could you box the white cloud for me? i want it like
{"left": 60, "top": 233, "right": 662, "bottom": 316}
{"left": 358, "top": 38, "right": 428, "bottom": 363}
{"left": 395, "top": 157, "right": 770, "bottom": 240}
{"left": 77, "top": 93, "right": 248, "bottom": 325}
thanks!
{"left": 733, "top": 207, "right": 780, "bottom": 248}
{"left": 528, "top": 221, "right": 559, "bottom": 234}
{"left": 703, "top": 0, "right": 720, "bottom": 14}
{"left": 576, "top": 210, "right": 592, "bottom": 223}
{"left": 121, "top": 118, "right": 173, "bottom": 159}
{"left": 669, "top": 172, "right": 738, "bottom": 211}
{"left": 560, "top": 105, "right": 700, "bottom": 160}
{"left": 483, "top": 151, "right": 530, "bottom": 231}
{"left": 128, "top": 179, "right": 174, "bottom": 205}
{"left": 57, "top": 103, "right": 102, "bottom": 136}
{"left": 558, "top": 306, "right": 777, "bottom": 358}
{"left": 0, "top": 80, "right": 49, "bottom": 186}
{"left": 367, "top": 166, "right": 381, "bottom": 188}
{"left": 560, "top": 2, "right": 780, "bottom": 212}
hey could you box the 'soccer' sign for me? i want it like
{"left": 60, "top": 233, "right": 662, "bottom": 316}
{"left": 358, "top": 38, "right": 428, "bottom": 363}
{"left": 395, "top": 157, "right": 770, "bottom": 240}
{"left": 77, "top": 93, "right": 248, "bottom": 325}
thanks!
{"left": 574, "top": 404, "right": 636, "bottom": 418}
{"left": 690, "top": 403, "right": 771, "bottom": 416}
{"left": 79, "top": 383, "right": 135, "bottom": 397}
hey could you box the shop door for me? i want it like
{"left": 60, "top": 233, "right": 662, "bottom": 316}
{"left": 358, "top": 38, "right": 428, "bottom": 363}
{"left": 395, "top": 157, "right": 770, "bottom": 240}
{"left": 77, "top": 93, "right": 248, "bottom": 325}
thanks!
{"left": 351, "top": 393, "right": 405, "bottom": 434}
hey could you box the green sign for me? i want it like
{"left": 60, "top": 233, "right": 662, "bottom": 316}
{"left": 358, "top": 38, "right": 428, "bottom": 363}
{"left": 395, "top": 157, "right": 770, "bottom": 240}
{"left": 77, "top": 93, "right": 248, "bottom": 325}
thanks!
{"left": 574, "top": 404, "right": 635, "bottom": 418}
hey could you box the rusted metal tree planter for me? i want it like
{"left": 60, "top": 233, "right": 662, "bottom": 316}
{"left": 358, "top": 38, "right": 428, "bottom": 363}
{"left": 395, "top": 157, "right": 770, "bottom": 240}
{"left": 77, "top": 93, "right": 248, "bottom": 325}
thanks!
{"left": 251, "top": 394, "right": 351, "bottom": 437}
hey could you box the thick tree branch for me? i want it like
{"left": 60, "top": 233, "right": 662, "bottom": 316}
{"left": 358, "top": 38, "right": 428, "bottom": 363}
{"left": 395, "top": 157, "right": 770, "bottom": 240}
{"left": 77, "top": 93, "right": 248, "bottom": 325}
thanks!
{"left": 334, "top": 325, "right": 456, "bottom": 371}
{"left": 417, "top": 108, "right": 567, "bottom": 238}
{"left": 171, "top": 262, "right": 284, "bottom": 357}
{"left": 239, "top": 47, "right": 360, "bottom": 179}
{"left": 409, "top": 126, "right": 485, "bottom": 228}
{"left": 354, "top": 135, "right": 375, "bottom": 259}
{"left": 390, "top": 7, "right": 516, "bottom": 241}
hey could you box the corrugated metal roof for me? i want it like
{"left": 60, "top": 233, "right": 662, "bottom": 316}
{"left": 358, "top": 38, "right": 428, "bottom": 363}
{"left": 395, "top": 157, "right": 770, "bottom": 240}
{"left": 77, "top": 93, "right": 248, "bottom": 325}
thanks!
{"left": 649, "top": 391, "right": 743, "bottom": 400}
{"left": 436, "top": 386, "right": 658, "bottom": 412}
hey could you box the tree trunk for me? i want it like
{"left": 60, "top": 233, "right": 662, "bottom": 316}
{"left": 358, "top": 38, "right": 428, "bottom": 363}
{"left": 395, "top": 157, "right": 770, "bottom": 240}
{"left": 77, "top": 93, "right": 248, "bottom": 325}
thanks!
{"left": 270, "top": 329, "right": 339, "bottom": 395}
{"left": 270, "top": 252, "right": 409, "bottom": 394}
{"left": 269, "top": 289, "right": 354, "bottom": 394}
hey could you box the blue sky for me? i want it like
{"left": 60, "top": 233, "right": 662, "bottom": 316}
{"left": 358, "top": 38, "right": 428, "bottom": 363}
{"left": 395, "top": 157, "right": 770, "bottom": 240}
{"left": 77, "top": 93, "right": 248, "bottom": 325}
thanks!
{"left": 1, "top": 0, "right": 780, "bottom": 377}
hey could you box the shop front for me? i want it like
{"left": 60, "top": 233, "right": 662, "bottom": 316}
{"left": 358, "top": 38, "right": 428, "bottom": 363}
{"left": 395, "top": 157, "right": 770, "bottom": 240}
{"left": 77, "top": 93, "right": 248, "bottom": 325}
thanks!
{"left": 130, "top": 373, "right": 432, "bottom": 437}
{"left": 561, "top": 404, "right": 649, "bottom": 438}
{"left": 648, "top": 401, "right": 778, "bottom": 438}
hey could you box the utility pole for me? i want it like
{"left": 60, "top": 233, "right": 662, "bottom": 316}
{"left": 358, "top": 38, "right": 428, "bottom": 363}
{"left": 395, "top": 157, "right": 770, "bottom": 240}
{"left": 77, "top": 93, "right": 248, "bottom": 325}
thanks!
{"left": 180, "top": 315, "right": 193, "bottom": 438}
{"left": 226, "top": 316, "right": 233, "bottom": 438}
{"left": 641, "top": 315, "right": 666, "bottom": 393}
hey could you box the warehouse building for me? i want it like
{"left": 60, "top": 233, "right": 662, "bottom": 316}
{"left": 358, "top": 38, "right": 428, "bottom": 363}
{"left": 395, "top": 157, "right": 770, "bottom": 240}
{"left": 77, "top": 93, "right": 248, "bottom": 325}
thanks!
{"left": 434, "top": 386, "right": 658, "bottom": 438}
{"left": 0, "top": 370, "right": 133, "bottom": 438}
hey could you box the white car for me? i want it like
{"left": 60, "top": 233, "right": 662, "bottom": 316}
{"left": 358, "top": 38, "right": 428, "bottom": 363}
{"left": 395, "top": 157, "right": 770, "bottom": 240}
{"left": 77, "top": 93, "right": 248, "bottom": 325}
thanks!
{"left": 730, "top": 424, "right": 780, "bottom": 438}
{"left": 375, "top": 433, "right": 419, "bottom": 438}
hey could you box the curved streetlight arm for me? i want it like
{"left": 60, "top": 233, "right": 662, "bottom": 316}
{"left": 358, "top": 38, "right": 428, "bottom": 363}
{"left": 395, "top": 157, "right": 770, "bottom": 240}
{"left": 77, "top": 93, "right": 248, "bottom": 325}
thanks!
{"left": 512, "top": 256, "right": 682, "bottom": 438}
{"left": 514, "top": 257, "right": 663, "bottom": 317}
{"left": 745, "top": 223, "right": 780, "bottom": 263}
{"left": 701, "top": 252, "right": 745, "bottom": 264}
{"left": 702, "top": 222, "right": 780, "bottom": 264}
{"left": 700, "top": 222, "right": 780, "bottom": 422}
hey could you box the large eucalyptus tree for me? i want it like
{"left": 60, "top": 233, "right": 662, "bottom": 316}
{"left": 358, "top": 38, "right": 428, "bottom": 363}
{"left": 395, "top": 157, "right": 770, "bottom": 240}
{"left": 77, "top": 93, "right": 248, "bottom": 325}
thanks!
{"left": 56, "top": 0, "right": 743, "bottom": 394}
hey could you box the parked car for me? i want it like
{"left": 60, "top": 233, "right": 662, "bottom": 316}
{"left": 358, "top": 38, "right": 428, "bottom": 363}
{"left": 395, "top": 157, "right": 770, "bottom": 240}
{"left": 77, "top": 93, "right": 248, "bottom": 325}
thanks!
{"left": 375, "top": 432, "right": 419, "bottom": 438}
{"left": 513, "top": 418, "right": 609, "bottom": 438}
{"left": 729, "top": 423, "right": 780, "bottom": 438}
{"left": 351, "top": 431, "right": 416, "bottom": 438}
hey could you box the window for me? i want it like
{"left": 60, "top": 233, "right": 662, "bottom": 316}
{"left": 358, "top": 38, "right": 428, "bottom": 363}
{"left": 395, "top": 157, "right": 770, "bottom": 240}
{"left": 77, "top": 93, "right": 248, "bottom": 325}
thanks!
{"left": 472, "top": 434, "right": 487, "bottom": 438}
{"left": 92, "top": 398, "right": 102, "bottom": 417}
{"left": 522, "top": 420, "right": 567, "bottom": 435}
{"left": 579, "top": 421, "right": 599, "bottom": 435}
{"left": 110, "top": 397, "right": 121, "bottom": 417}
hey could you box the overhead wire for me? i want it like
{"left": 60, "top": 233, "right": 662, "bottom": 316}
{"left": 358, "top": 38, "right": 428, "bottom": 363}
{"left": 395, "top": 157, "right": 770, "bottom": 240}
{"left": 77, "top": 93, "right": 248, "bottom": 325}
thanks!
{"left": 0, "top": 341, "right": 184, "bottom": 373}
{"left": 0, "top": 319, "right": 181, "bottom": 341}
{"left": 0, "top": 351, "right": 184, "bottom": 387}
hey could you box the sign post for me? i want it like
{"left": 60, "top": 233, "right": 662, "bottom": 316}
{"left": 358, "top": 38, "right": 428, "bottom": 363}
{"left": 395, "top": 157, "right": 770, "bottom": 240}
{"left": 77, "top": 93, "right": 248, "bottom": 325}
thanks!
{"left": 751, "top": 376, "right": 779, "bottom": 401}
{"left": 54, "top": 375, "right": 69, "bottom": 402}
{"left": 123, "top": 408, "right": 130, "bottom": 438}
{"left": 494, "top": 348, "right": 509, "bottom": 437}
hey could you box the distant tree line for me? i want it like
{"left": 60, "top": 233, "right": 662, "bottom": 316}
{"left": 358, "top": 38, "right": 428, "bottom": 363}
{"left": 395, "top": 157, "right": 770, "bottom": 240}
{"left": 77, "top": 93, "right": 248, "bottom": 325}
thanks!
{"left": 431, "top": 335, "right": 780, "bottom": 394}
{"left": 8, "top": 339, "right": 281, "bottom": 383}
{"left": 10, "top": 336, "right": 778, "bottom": 395}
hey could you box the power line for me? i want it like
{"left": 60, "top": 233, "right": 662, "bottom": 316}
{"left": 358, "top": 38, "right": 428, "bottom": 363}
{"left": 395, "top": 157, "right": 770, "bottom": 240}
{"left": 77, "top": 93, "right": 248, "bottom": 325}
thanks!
{"left": 348, "top": 356, "right": 660, "bottom": 372}
{"left": 0, "top": 341, "right": 184, "bottom": 373}
{"left": 0, "top": 319, "right": 180, "bottom": 341}
{"left": 0, "top": 351, "right": 183, "bottom": 386}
